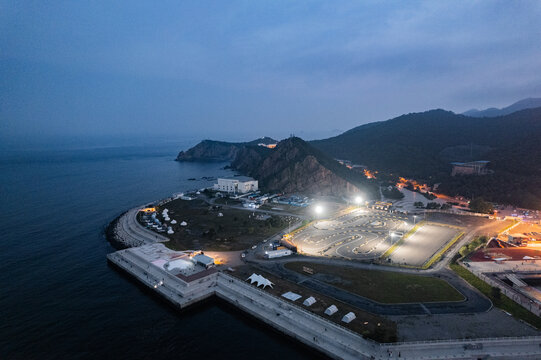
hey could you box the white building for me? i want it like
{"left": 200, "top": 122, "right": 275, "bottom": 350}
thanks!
{"left": 214, "top": 177, "right": 258, "bottom": 194}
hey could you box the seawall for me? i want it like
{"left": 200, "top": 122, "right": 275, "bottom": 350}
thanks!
{"left": 107, "top": 246, "right": 541, "bottom": 360}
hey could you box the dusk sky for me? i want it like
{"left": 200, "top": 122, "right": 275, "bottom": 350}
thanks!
{"left": 2, "top": 1, "right": 541, "bottom": 143}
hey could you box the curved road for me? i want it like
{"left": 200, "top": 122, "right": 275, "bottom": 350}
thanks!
{"left": 251, "top": 259, "right": 492, "bottom": 316}
{"left": 245, "top": 220, "right": 502, "bottom": 316}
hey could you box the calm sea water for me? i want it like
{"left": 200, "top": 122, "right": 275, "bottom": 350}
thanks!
{"left": 0, "top": 143, "right": 322, "bottom": 360}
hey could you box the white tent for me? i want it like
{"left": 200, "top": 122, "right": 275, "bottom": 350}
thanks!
{"left": 170, "top": 220, "right": 177, "bottom": 224}
{"left": 164, "top": 217, "right": 170, "bottom": 221}
{"left": 324, "top": 305, "right": 338, "bottom": 316}
{"left": 303, "top": 296, "right": 316, "bottom": 306}
{"left": 246, "top": 273, "right": 274, "bottom": 288}
{"left": 166, "top": 259, "right": 194, "bottom": 271}
{"left": 341, "top": 312, "right": 356, "bottom": 323}
{"left": 180, "top": 221, "right": 187, "bottom": 226}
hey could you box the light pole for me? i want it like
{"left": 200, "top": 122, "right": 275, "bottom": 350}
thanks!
{"left": 414, "top": 215, "right": 417, "bottom": 225}
{"left": 315, "top": 205, "right": 323, "bottom": 218}
{"left": 288, "top": 218, "right": 291, "bottom": 233}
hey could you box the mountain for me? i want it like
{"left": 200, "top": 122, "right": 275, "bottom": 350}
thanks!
{"left": 463, "top": 98, "right": 541, "bottom": 118}
{"left": 311, "top": 107, "right": 541, "bottom": 209}
{"left": 231, "top": 137, "right": 378, "bottom": 197}
{"left": 176, "top": 137, "right": 276, "bottom": 162}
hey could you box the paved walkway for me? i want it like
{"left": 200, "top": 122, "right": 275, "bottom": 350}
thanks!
{"left": 113, "top": 207, "right": 169, "bottom": 247}
{"left": 110, "top": 247, "right": 541, "bottom": 359}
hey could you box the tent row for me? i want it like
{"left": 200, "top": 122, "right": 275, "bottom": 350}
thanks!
{"left": 279, "top": 292, "right": 356, "bottom": 324}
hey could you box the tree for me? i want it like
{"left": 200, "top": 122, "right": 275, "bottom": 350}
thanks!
{"left": 426, "top": 202, "right": 440, "bottom": 209}
{"left": 490, "top": 286, "right": 501, "bottom": 300}
{"left": 441, "top": 203, "right": 451, "bottom": 210}
{"left": 381, "top": 186, "right": 405, "bottom": 200}
{"left": 469, "top": 197, "right": 494, "bottom": 214}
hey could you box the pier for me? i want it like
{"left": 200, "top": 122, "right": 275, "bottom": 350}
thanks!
{"left": 108, "top": 244, "right": 541, "bottom": 360}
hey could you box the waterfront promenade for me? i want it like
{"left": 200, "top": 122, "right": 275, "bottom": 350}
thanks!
{"left": 108, "top": 245, "right": 541, "bottom": 360}
{"left": 112, "top": 207, "right": 169, "bottom": 247}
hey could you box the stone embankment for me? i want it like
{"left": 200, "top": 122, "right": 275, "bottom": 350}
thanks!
{"left": 107, "top": 207, "right": 169, "bottom": 249}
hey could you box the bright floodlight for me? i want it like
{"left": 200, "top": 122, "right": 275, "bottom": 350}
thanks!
{"left": 315, "top": 205, "right": 323, "bottom": 215}
{"left": 354, "top": 196, "right": 363, "bottom": 204}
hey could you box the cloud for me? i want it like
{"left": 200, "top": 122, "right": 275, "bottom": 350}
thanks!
{"left": 2, "top": 1, "right": 541, "bottom": 139}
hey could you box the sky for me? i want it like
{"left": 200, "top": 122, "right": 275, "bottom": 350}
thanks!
{"left": 2, "top": 1, "right": 541, "bottom": 145}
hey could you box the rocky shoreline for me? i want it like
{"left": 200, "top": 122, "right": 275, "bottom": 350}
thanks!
{"left": 105, "top": 212, "right": 130, "bottom": 250}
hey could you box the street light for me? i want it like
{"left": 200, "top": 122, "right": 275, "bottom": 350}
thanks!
{"left": 315, "top": 205, "right": 323, "bottom": 216}
{"left": 354, "top": 196, "right": 363, "bottom": 205}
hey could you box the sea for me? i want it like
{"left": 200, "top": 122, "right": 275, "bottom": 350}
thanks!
{"left": 0, "top": 140, "right": 322, "bottom": 360}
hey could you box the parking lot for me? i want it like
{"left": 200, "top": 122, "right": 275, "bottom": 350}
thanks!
{"left": 388, "top": 223, "right": 461, "bottom": 267}
{"left": 290, "top": 208, "right": 410, "bottom": 260}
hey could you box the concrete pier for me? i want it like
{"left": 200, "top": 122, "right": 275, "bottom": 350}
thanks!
{"left": 108, "top": 245, "right": 541, "bottom": 360}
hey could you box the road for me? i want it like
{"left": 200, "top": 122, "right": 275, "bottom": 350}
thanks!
{"left": 251, "top": 259, "right": 491, "bottom": 316}
{"left": 243, "top": 217, "right": 511, "bottom": 316}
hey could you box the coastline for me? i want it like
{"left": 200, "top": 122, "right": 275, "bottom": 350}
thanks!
{"left": 104, "top": 189, "right": 541, "bottom": 359}
{"left": 105, "top": 211, "right": 129, "bottom": 250}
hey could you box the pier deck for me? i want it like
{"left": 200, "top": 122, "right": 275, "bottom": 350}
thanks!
{"left": 108, "top": 245, "right": 541, "bottom": 360}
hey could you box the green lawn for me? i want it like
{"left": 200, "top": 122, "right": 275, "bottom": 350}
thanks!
{"left": 148, "top": 198, "right": 295, "bottom": 251}
{"left": 285, "top": 262, "right": 464, "bottom": 304}
{"left": 450, "top": 263, "right": 541, "bottom": 329}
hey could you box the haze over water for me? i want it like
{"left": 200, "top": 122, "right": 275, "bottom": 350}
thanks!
{"left": 0, "top": 141, "right": 321, "bottom": 359}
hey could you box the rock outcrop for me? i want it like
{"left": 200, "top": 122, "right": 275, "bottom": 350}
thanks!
{"left": 234, "top": 137, "right": 377, "bottom": 197}
{"left": 176, "top": 136, "right": 377, "bottom": 197}
{"left": 176, "top": 137, "right": 276, "bottom": 162}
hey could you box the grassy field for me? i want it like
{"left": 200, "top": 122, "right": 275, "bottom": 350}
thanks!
{"left": 231, "top": 265, "right": 397, "bottom": 342}
{"left": 450, "top": 263, "right": 541, "bottom": 329}
{"left": 149, "top": 198, "right": 295, "bottom": 251}
{"left": 285, "top": 262, "right": 464, "bottom": 304}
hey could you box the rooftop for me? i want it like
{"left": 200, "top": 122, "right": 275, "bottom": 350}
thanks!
{"left": 451, "top": 160, "right": 490, "bottom": 166}
{"left": 219, "top": 176, "right": 256, "bottom": 182}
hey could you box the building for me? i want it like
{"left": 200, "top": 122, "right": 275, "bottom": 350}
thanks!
{"left": 264, "top": 249, "right": 292, "bottom": 259}
{"left": 214, "top": 177, "right": 258, "bottom": 194}
{"left": 451, "top": 161, "right": 490, "bottom": 176}
{"left": 193, "top": 254, "right": 215, "bottom": 268}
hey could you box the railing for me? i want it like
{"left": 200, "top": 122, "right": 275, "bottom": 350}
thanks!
{"left": 391, "top": 335, "right": 541, "bottom": 346}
